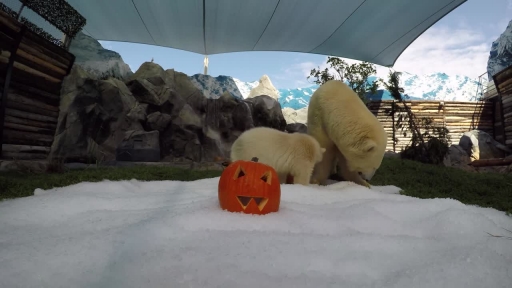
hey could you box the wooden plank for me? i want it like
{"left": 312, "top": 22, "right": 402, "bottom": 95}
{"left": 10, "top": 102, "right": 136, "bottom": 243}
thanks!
{"left": 4, "top": 122, "right": 56, "bottom": 135}
{"left": 2, "top": 49, "right": 67, "bottom": 80}
{"left": 6, "top": 100, "right": 59, "bottom": 118}
{"left": 2, "top": 128, "right": 54, "bottom": 146}
{"left": 3, "top": 78, "right": 61, "bottom": 104}
{"left": 2, "top": 144, "right": 50, "bottom": 154}
{"left": 6, "top": 92, "right": 59, "bottom": 113}
{"left": 0, "top": 62, "right": 62, "bottom": 95}
{"left": 4, "top": 115, "right": 57, "bottom": 130}
{"left": 17, "top": 39, "right": 68, "bottom": 71}
{"left": 0, "top": 51, "right": 61, "bottom": 83}
{"left": 503, "top": 97, "right": 512, "bottom": 105}
{"left": 0, "top": 9, "right": 22, "bottom": 33}
{"left": 5, "top": 107, "right": 58, "bottom": 123}
{"left": 497, "top": 77, "right": 512, "bottom": 90}
{"left": 1, "top": 151, "right": 48, "bottom": 160}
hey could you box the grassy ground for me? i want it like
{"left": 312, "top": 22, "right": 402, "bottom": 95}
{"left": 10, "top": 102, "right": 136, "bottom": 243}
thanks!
{"left": 371, "top": 157, "right": 512, "bottom": 215}
{"left": 1, "top": 157, "right": 511, "bottom": 215}
{"left": 0, "top": 165, "right": 222, "bottom": 200}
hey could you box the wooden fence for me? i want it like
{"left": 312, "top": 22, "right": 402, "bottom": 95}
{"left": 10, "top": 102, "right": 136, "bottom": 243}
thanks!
{"left": 492, "top": 64, "right": 512, "bottom": 147}
{"left": 367, "top": 100, "right": 494, "bottom": 152}
{"left": 0, "top": 9, "right": 75, "bottom": 160}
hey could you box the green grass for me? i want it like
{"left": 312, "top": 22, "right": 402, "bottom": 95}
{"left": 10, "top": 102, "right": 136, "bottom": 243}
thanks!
{"left": 1, "top": 158, "right": 511, "bottom": 215}
{"left": 371, "top": 157, "right": 512, "bottom": 215}
{"left": 0, "top": 165, "right": 222, "bottom": 200}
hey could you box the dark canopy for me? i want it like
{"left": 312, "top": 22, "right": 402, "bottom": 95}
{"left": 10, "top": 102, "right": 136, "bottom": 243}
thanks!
{"left": 66, "top": 0, "right": 466, "bottom": 67}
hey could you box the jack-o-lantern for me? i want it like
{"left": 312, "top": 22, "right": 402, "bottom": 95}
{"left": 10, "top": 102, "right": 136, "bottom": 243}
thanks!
{"left": 218, "top": 157, "right": 280, "bottom": 215}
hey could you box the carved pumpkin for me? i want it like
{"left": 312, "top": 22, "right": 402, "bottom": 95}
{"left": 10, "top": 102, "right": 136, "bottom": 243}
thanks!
{"left": 218, "top": 157, "right": 281, "bottom": 215}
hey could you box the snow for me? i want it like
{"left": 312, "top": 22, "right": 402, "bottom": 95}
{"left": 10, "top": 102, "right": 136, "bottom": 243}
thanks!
{"left": 232, "top": 72, "right": 481, "bottom": 118}
{"left": 233, "top": 78, "right": 258, "bottom": 98}
{"left": 1, "top": 178, "right": 511, "bottom": 288}
{"left": 189, "top": 74, "right": 245, "bottom": 99}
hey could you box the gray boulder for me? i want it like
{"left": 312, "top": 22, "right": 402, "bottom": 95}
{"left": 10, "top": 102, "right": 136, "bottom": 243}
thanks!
{"left": 116, "top": 130, "right": 160, "bottom": 162}
{"left": 286, "top": 123, "right": 307, "bottom": 134}
{"left": 459, "top": 130, "right": 512, "bottom": 161}
{"left": 245, "top": 94, "right": 287, "bottom": 131}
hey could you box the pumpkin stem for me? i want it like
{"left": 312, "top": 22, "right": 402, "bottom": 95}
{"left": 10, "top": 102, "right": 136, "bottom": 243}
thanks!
{"left": 251, "top": 157, "right": 259, "bottom": 162}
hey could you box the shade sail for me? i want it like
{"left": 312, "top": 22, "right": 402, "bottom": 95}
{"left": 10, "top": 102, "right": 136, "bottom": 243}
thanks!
{"left": 65, "top": 0, "right": 467, "bottom": 67}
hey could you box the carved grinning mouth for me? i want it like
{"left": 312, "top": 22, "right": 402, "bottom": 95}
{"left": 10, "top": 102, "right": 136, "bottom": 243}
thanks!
{"left": 232, "top": 165, "right": 273, "bottom": 211}
{"left": 236, "top": 196, "right": 269, "bottom": 211}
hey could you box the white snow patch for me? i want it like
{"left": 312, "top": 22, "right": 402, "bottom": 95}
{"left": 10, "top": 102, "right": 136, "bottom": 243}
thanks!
{"left": 233, "top": 78, "right": 258, "bottom": 98}
{"left": 0, "top": 178, "right": 511, "bottom": 287}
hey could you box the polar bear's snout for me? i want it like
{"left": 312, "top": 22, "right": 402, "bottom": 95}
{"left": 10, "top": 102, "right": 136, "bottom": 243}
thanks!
{"left": 359, "top": 169, "right": 376, "bottom": 181}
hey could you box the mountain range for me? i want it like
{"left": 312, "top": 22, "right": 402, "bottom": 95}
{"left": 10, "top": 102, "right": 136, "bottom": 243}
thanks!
{"left": 234, "top": 72, "right": 483, "bottom": 110}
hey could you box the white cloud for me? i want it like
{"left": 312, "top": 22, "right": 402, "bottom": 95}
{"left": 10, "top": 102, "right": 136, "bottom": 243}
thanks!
{"left": 392, "top": 25, "right": 491, "bottom": 79}
{"left": 272, "top": 15, "right": 511, "bottom": 89}
{"left": 276, "top": 57, "right": 392, "bottom": 88}
{"left": 283, "top": 24, "right": 494, "bottom": 85}
{"left": 271, "top": 61, "right": 321, "bottom": 88}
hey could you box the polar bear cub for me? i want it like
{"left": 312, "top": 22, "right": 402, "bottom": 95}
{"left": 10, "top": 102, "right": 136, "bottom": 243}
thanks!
{"left": 230, "top": 127, "right": 325, "bottom": 185}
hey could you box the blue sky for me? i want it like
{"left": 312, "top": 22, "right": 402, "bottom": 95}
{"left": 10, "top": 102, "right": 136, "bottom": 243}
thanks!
{"left": 99, "top": 0, "right": 512, "bottom": 89}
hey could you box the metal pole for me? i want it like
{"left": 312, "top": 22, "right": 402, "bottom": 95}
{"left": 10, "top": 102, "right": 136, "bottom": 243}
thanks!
{"left": 203, "top": 55, "right": 208, "bottom": 75}
{"left": 16, "top": 3, "right": 25, "bottom": 20}
{"left": 62, "top": 33, "right": 72, "bottom": 50}
{"left": 0, "top": 26, "right": 27, "bottom": 158}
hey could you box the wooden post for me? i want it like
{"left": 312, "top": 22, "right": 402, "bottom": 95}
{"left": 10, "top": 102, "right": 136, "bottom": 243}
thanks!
{"left": 492, "top": 98, "right": 496, "bottom": 140}
{"left": 391, "top": 100, "right": 396, "bottom": 153}
{"left": 499, "top": 94, "right": 507, "bottom": 145}
{"left": 493, "top": 73, "right": 507, "bottom": 145}
{"left": 0, "top": 26, "right": 27, "bottom": 157}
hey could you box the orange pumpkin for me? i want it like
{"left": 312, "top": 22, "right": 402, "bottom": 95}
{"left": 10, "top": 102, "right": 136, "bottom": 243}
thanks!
{"left": 218, "top": 157, "right": 281, "bottom": 215}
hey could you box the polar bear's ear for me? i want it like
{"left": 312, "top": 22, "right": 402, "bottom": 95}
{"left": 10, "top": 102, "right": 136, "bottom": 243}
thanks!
{"left": 352, "top": 139, "right": 377, "bottom": 154}
{"left": 320, "top": 147, "right": 326, "bottom": 154}
{"left": 362, "top": 140, "right": 377, "bottom": 153}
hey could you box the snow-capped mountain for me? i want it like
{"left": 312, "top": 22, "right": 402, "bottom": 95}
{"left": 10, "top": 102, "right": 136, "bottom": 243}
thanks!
{"left": 189, "top": 74, "right": 244, "bottom": 99}
{"left": 487, "top": 19, "right": 512, "bottom": 81}
{"left": 233, "top": 78, "right": 259, "bottom": 99}
{"left": 277, "top": 86, "right": 318, "bottom": 110}
{"left": 377, "top": 72, "right": 480, "bottom": 102}
{"left": 232, "top": 72, "right": 481, "bottom": 110}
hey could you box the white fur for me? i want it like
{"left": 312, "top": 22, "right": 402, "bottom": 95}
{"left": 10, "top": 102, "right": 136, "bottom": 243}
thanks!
{"left": 307, "top": 80, "right": 388, "bottom": 187}
{"left": 230, "top": 127, "right": 326, "bottom": 185}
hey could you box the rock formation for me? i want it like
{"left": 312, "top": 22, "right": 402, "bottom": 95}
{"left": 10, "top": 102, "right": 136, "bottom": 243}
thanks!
{"left": 285, "top": 123, "right": 307, "bottom": 134}
{"left": 487, "top": 19, "right": 512, "bottom": 81}
{"left": 245, "top": 95, "right": 287, "bottom": 131}
{"left": 282, "top": 107, "right": 308, "bottom": 124}
{"left": 50, "top": 62, "right": 287, "bottom": 163}
{"left": 69, "top": 32, "right": 133, "bottom": 80}
{"left": 189, "top": 74, "right": 244, "bottom": 99}
{"left": 247, "top": 75, "right": 280, "bottom": 100}
{"left": 458, "top": 130, "right": 512, "bottom": 161}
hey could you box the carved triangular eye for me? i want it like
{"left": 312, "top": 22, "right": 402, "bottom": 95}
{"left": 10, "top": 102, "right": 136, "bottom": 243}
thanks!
{"left": 260, "top": 171, "right": 272, "bottom": 185}
{"left": 233, "top": 165, "right": 246, "bottom": 180}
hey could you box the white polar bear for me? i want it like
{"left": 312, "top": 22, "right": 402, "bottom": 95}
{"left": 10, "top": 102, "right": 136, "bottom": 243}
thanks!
{"left": 230, "top": 127, "right": 325, "bottom": 185}
{"left": 307, "top": 80, "right": 388, "bottom": 187}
